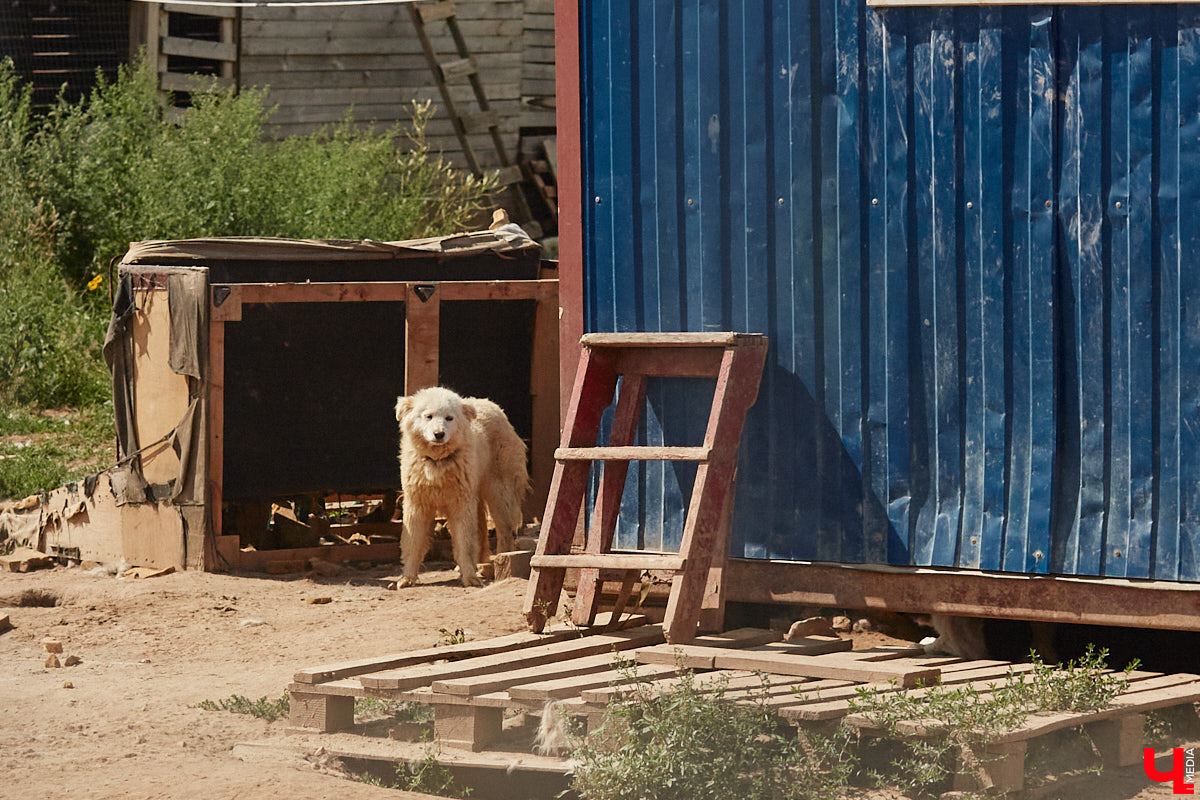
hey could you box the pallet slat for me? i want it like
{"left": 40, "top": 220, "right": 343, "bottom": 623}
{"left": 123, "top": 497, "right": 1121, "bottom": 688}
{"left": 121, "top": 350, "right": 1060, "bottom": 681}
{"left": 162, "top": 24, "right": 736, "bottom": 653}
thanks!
{"left": 293, "top": 613, "right": 646, "bottom": 684}
{"left": 360, "top": 626, "right": 666, "bottom": 691}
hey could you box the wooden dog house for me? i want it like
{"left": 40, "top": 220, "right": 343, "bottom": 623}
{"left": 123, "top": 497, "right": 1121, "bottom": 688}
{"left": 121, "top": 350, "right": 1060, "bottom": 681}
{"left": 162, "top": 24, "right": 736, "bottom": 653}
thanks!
{"left": 10, "top": 230, "right": 557, "bottom": 572}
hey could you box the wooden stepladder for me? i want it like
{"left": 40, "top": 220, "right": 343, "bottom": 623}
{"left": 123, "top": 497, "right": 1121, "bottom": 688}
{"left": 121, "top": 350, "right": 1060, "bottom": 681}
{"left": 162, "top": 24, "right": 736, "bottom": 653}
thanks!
{"left": 523, "top": 332, "right": 768, "bottom": 644}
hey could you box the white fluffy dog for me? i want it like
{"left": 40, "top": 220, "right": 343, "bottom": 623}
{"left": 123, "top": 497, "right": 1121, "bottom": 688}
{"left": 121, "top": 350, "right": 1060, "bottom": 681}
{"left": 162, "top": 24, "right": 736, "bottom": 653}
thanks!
{"left": 395, "top": 386, "right": 529, "bottom": 587}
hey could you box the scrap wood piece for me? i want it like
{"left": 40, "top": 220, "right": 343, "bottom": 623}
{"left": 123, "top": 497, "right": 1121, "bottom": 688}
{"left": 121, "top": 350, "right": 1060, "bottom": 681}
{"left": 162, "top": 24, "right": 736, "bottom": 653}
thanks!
{"left": 293, "top": 611, "right": 647, "bottom": 684}
{"left": 122, "top": 566, "right": 176, "bottom": 579}
{"left": 0, "top": 547, "right": 54, "bottom": 573}
{"left": 360, "top": 625, "right": 665, "bottom": 691}
{"left": 0, "top": 614, "right": 10, "bottom": 633}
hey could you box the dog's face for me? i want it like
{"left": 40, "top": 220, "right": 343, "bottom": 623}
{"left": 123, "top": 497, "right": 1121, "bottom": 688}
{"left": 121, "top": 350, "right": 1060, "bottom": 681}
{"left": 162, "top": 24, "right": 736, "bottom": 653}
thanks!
{"left": 396, "top": 387, "right": 477, "bottom": 452}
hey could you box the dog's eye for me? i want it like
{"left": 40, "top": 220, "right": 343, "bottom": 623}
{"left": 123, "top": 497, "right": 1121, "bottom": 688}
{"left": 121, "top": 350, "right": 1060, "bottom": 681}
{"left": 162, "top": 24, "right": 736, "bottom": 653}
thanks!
{"left": 445, "top": 416, "right": 454, "bottom": 422}
{"left": 424, "top": 413, "right": 433, "bottom": 420}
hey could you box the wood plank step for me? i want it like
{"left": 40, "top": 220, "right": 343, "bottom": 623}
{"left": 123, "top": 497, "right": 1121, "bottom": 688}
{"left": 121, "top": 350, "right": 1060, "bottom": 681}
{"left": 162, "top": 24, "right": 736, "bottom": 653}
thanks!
{"left": 580, "top": 332, "right": 757, "bottom": 348}
{"left": 555, "top": 446, "right": 711, "bottom": 462}
{"left": 361, "top": 625, "right": 665, "bottom": 691}
{"left": 293, "top": 612, "right": 646, "bottom": 684}
{"left": 530, "top": 553, "right": 686, "bottom": 572}
{"left": 417, "top": 1, "right": 456, "bottom": 23}
{"left": 462, "top": 110, "right": 501, "bottom": 134}
{"left": 439, "top": 57, "right": 476, "bottom": 80}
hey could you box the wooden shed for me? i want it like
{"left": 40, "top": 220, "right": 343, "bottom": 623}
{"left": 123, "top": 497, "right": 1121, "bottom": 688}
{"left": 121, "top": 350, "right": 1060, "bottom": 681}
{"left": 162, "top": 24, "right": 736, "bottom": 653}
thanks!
{"left": 3, "top": 1, "right": 556, "bottom": 181}
{"left": 0, "top": 230, "right": 559, "bottom": 572}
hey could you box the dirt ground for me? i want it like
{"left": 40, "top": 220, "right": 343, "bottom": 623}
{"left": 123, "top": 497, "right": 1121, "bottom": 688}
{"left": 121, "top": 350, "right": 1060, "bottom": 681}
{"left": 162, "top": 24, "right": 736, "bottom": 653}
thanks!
{"left": 0, "top": 563, "right": 1194, "bottom": 800}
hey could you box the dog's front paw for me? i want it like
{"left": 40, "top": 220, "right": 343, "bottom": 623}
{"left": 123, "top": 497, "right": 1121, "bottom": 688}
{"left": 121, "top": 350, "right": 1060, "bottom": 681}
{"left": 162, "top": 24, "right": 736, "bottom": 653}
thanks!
{"left": 398, "top": 575, "right": 419, "bottom": 588}
{"left": 459, "top": 573, "right": 483, "bottom": 588}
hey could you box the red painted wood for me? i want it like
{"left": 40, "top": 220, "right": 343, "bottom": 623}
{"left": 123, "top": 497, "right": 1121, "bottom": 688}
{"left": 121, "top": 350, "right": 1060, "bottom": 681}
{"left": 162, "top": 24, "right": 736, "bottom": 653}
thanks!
{"left": 554, "top": 0, "right": 584, "bottom": 425}
{"left": 523, "top": 348, "right": 617, "bottom": 630}
{"left": 524, "top": 334, "right": 768, "bottom": 642}
{"left": 572, "top": 373, "right": 647, "bottom": 625}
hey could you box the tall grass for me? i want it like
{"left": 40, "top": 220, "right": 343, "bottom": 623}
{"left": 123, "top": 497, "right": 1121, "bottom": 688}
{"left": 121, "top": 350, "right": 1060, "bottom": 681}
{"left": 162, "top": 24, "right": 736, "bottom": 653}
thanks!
{"left": 0, "top": 57, "right": 499, "bottom": 495}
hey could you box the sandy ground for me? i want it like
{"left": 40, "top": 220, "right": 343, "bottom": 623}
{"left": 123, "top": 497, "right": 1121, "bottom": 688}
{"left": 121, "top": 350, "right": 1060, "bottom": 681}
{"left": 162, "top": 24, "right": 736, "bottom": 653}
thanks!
{"left": 0, "top": 562, "right": 1195, "bottom": 800}
{"left": 0, "top": 563, "right": 527, "bottom": 800}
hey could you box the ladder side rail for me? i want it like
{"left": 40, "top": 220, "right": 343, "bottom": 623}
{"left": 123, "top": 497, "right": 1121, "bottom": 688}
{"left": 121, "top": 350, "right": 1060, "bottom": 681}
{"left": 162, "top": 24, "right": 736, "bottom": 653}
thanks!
{"left": 572, "top": 373, "right": 648, "bottom": 626}
{"left": 523, "top": 349, "right": 619, "bottom": 630}
{"left": 407, "top": 5, "right": 484, "bottom": 176}
{"left": 661, "top": 341, "right": 768, "bottom": 642}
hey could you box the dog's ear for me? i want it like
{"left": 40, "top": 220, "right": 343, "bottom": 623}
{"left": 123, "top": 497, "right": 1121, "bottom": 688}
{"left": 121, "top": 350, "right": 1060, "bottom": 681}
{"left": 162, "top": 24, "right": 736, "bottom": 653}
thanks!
{"left": 395, "top": 396, "right": 413, "bottom": 421}
{"left": 460, "top": 400, "right": 478, "bottom": 421}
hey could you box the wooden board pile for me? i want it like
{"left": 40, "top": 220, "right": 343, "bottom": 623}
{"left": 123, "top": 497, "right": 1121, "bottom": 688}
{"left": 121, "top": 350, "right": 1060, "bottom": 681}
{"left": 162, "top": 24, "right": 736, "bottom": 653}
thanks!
{"left": 286, "top": 616, "right": 1200, "bottom": 794}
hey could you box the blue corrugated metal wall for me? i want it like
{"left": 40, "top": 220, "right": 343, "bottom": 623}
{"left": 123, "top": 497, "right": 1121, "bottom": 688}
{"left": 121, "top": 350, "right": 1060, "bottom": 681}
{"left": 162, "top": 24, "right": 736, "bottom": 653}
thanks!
{"left": 580, "top": 1, "right": 1200, "bottom": 582}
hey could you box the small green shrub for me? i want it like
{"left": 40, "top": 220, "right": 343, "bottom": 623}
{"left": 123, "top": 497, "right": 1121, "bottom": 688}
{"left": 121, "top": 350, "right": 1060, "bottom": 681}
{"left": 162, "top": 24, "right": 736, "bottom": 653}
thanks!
{"left": 436, "top": 627, "right": 470, "bottom": 647}
{"left": 571, "top": 661, "right": 850, "bottom": 800}
{"left": 197, "top": 693, "right": 290, "bottom": 722}
{"left": 0, "top": 55, "right": 499, "bottom": 483}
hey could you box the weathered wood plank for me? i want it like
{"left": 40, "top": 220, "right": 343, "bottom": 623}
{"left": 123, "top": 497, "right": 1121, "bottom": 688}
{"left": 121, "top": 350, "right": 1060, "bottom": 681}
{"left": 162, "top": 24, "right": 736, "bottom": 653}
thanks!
{"left": 293, "top": 612, "right": 645, "bottom": 684}
{"left": 360, "top": 626, "right": 665, "bottom": 691}
{"left": 433, "top": 652, "right": 620, "bottom": 696}
{"left": 555, "top": 446, "right": 711, "bottom": 462}
{"left": 640, "top": 647, "right": 942, "bottom": 688}
{"left": 508, "top": 663, "right": 681, "bottom": 702}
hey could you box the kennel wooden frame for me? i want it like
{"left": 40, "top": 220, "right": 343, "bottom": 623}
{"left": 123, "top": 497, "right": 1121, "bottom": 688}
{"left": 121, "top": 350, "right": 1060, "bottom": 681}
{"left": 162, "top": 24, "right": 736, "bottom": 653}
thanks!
{"left": 206, "top": 277, "right": 559, "bottom": 571}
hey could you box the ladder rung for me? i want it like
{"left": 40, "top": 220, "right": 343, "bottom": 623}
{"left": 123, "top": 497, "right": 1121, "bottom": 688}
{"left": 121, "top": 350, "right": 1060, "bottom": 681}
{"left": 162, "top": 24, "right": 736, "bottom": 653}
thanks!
{"left": 530, "top": 553, "right": 687, "bottom": 572}
{"left": 439, "top": 57, "right": 476, "bottom": 80}
{"left": 495, "top": 164, "right": 525, "bottom": 186}
{"left": 555, "top": 446, "right": 711, "bottom": 462}
{"left": 418, "top": 1, "right": 456, "bottom": 22}
{"left": 462, "top": 110, "right": 501, "bottom": 134}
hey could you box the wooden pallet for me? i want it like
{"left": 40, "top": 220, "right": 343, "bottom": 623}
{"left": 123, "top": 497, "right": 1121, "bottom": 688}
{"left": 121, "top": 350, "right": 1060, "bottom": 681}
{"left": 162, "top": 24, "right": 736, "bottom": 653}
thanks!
{"left": 285, "top": 621, "right": 1200, "bottom": 794}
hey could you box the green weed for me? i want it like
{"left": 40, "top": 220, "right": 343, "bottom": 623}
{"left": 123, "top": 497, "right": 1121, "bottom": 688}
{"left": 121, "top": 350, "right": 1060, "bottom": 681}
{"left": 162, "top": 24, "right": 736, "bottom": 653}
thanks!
{"left": 0, "top": 55, "right": 499, "bottom": 487}
{"left": 571, "top": 660, "right": 850, "bottom": 800}
{"left": 847, "top": 644, "right": 1138, "bottom": 796}
{"left": 196, "top": 693, "right": 290, "bottom": 723}
{"left": 436, "top": 627, "right": 470, "bottom": 647}
{"left": 0, "top": 405, "right": 113, "bottom": 500}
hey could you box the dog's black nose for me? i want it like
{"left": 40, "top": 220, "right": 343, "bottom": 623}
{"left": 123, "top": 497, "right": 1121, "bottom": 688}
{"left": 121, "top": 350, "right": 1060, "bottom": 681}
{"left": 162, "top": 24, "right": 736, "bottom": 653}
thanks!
{"left": 433, "top": 431, "right": 445, "bottom": 441}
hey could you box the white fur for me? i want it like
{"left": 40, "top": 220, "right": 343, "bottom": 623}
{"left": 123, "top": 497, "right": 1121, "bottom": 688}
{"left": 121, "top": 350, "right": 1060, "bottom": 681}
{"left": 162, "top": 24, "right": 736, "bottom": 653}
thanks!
{"left": 534, "top": 700, "right": 572, "bottom": 756}
{"left": 395, "top": 386, "right": 529, "bottom": 587}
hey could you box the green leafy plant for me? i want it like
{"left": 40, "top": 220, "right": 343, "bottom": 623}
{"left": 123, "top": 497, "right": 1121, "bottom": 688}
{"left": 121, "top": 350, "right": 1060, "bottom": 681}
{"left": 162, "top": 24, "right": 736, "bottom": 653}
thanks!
{"left": 847, "top": 644, "right": 1139, "bottom": 796}
{"left": 571, "top": 659, "right": 851, "bottom": 800}
{"left": 0, "top": 56, "right": 500, "bottom": 492}
{"left": 196, "top": 693, "right": 290, "bottom": 723}
{"left": 0, "top": 405, "right": 114, "bottom": 500}
{"left": 436, "top": 627, "right": 470, "bottom": 647}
